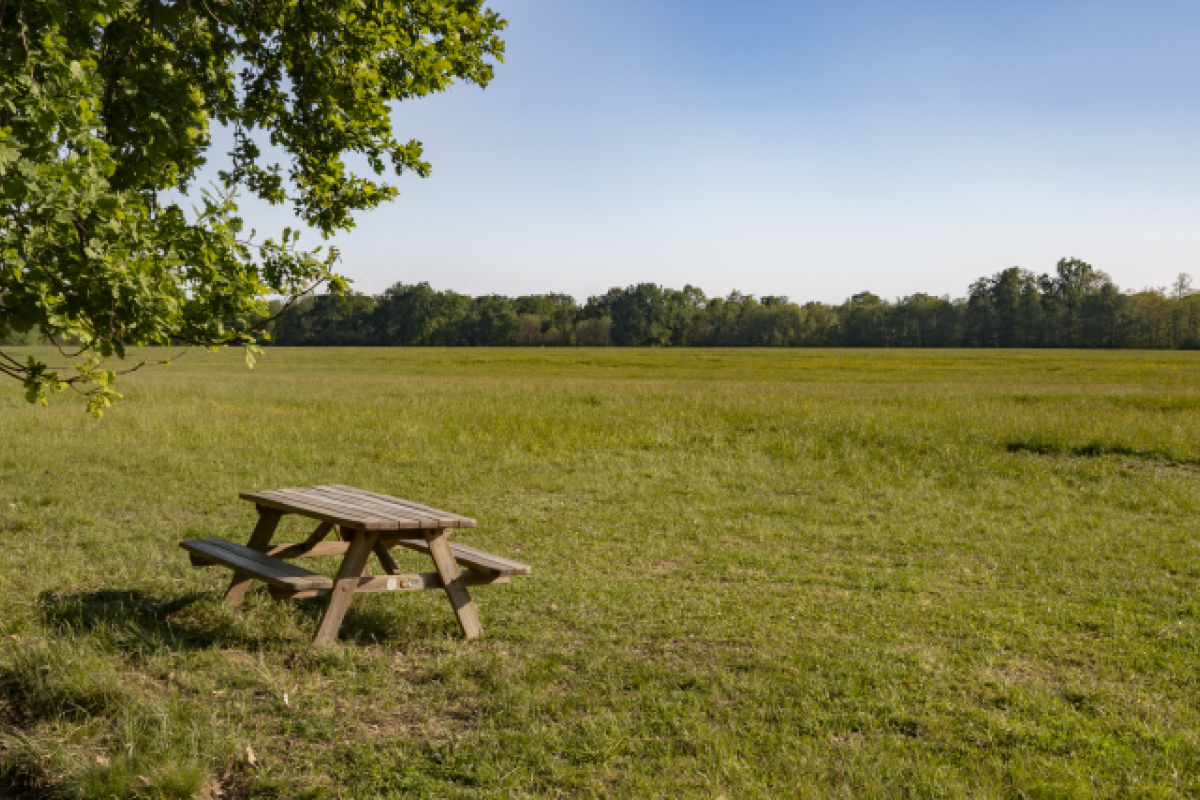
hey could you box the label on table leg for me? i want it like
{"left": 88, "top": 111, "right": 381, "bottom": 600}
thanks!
{"left": 379, "top": 576, "right": 424, "bottom": 591}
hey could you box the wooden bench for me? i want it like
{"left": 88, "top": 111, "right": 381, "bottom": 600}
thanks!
{"left": 181, "top": 485, "right": 531, "bottom": 645}
{"left": 182, "top": 538, "right": 333, "bottom": 592}
{"left": 393, "top": 540, "right": 533, "bottom": 577}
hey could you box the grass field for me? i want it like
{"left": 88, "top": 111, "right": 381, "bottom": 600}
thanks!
{"left": 0, "top": 347, "right": 1198, "bottom": 799}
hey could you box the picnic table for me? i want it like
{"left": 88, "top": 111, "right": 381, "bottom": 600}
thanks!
{"left": 180, "top": 485, "right": 530, "bottom": 645}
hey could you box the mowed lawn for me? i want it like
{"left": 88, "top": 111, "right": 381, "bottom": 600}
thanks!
{"left": 0, "top": 347, "right": 1198, "bottom": 799}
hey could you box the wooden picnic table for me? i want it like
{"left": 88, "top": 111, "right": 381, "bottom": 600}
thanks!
{"left": 180, "top": 485, "right": 530, "bottom": 645}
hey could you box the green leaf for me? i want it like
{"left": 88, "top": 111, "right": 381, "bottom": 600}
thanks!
{"left": 0, "top": 0, "right": 506, "bottom": 413}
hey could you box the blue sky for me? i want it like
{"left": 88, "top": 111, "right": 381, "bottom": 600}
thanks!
{"left": 221, "top": 0, "right": 1200, "bottom": 303}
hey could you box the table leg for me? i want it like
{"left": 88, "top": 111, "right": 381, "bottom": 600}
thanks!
{"left": 313, "top": 528, "right": 378, "bottom": 646}
{"left": 338, "top": 525, "right": 373, "bottom": 577}
{"left": 424, "top": 528, "right": 483, "bottom": 639}
{"left": 225, "top": 506, "right": 282, "bottom": 606}
{"left": 373, "top": 543, "right": 401, "bottom": 575}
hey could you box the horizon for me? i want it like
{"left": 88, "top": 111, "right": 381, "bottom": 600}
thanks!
{"left": 299, "top": 262, "right": 1194, "bottom": 306}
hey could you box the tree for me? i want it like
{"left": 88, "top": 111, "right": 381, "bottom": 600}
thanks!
{"left": 1170, "top": 273, "right": 1196, "bottom": 348}
{"left": 1015, "top": 279, "right": 1045, "bottom": 347}
{"left": 269, "top": 292, "right": 375, "bottom": 346}
{"left": 588, "top": 284, "right": 691, "bottom": 347}
{"left": 575, "top": 316, "right": 611, "bottom": 346}
{"left": 464, "top": 295, "right": 517, "bottom": 345}
{"left": 895, "top": 293, "right": 957, "bottom": 347}
{"left": 965, "top": 277, "right": 997, "bottom": 346}
{"left": 1041, "top": 257, "right": 1102, "bottom": 346}
{"left": 842, "top": 292, "right": 887, "bottom": 346}
{"left": 516, "top": 314, "right": 543, "bottom": 345}
{"left": 1079, "top": 281, "right": 1128, "bottom": 348}
{"left": 0, "top": 0, "right": 505, "bottom": 412}
{"left": 371, "top": 282, "right": 470, "bottom": 346}
{"left": 966, "top": 268, "right": 1041, "bottom": 346}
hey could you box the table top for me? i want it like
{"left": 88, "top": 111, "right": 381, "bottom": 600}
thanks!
{"left": 240, "top": 484, "right": 476, "bottom": 531}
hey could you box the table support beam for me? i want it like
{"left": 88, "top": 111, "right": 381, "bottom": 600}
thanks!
{"left": 425, "top": 528, "right": 483, "bottom": 639}
{"left": 313, "top": 529, "right": 379, "bottom": 646}
{"left": 224, "top": 506, "right": 282, "bottom": 606}
{"left": 338, "top": 525, "right": 373, "bottom": 577}
{"left": 373, "top": 543, "right": 402, "bottom": 575}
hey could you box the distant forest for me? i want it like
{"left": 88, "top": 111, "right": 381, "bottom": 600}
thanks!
{"left": 3, "top": 258, "right": 1198, "bottom": 349}
{"left": 262, "top": 259, "right": 1200, "bottom": 349}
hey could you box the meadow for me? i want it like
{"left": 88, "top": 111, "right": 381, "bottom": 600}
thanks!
{"left": 0, "top": 346, "right": 1198, "bottom": 799}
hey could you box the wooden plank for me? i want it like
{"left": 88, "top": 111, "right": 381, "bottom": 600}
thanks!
{"left": 259, "top": 541, "right": 350, "bottom": 559}
{"left": 224, "top": 506, "right": 282, "bottom": 605}
{"left": 395, "top": 540, "right": 531, "bottom": 577}
{"left": 327, "top": 485, "right": 476, "bottom": 528}
{"left": 378, "top": 530, "right": 428, "bottom": 545}
{"left": 182, "top": 539, "right": 333, "bottom": 591}
{"left": 325, "top": 484, "right": 464, "bottom": 518}
{"left": 249, "top": 530, "right": 424, "bottom": 560}
{"left": 193, "top": 523, "right": 334, "bottom": 563}
{"left": 425, "top": 529, "right": 483, "bottom": 639}
{"left": 271, "top": 571, "right": 510, "bottom": 599}
{"left": 309, "top": 485, "right": 461, "bottom": 525}
{"left": 192, "top": 539, "right": 333, "bottom": 584}
{"left": 274, "top": 487, "right": 428, "bottom": 528}
{"left": 240, "top": 485, "right": 475, "bottom": 530}
{"left": 308, "top": 489, "right": 472, "bottom": 538}
{"left": 265, "top": 488, "right": 450, "bottom": 531}
{"left": 239, "top": 491, "right": 378, "bottom": 529}
{"left": 261, "top": 488, "right": 401, "bottom": 528}
{"left": 303, "top": 486, "right": 453, "bottom": 529}
{"left": 312, "top": 529, "right": 378, "bottom": 646}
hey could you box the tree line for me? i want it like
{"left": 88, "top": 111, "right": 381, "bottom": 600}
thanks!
{"left": 9, "top": 258, "right": 1195, "bottom": 350}
{"left": 257, "top": 259, "right": 1200, "bottom": 349}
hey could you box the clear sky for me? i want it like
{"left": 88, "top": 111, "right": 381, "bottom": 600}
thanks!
{"left": 219, "top": 0, "right": 1200, "bottom": 303}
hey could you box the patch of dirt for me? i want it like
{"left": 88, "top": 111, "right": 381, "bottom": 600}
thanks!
{"left": 1117, "top": 459, "right": 1200, "bottom": 478}
{"left": 980, "top": 656, "right": 1059, "bottom": 688}
{"left": 358, "top": 701, "right": 477, "bottom": 743}
{"left": 1007, "top": 445, "right": 1200, "bottom": 478}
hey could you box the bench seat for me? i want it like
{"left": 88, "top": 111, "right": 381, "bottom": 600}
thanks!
{"left": 394, "top": 540, "right": 532, "bottom": 577}
{"left": 181, "top": 538, "right": 333, "bottom": 591}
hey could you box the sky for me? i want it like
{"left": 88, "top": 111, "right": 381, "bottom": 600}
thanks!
{"left": 210, "top": 0, "right": 1200, "bottom": 304}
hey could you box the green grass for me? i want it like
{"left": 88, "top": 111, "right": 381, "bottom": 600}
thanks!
{"left": 0, "top": 347, "right": 1198, "bottom": 798}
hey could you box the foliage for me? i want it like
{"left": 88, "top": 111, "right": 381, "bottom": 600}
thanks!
{"left": 0, "top": 0, "right": 505, "bottom": 413}
{"left": 256, "top": 265, "right": 1200, "bottom": 349}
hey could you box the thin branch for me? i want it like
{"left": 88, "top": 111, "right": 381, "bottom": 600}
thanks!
{"left": 241, "top": 275, "right": 330, "bottom": 335}
{"left": 16, "top": 0, "right": 27, "bottom": 54}
{"left": 47, "top": 334, "right": 89, "bottom": 360}
{"left": 110, "top": 349, "right": 189, "bottom": 376}
{"left": 197, "top": 0, "right": 224, "bottom": 26}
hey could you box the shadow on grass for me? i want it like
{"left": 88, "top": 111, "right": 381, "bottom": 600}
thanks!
{"left": 36, "top": 589, "right": 225, "bottom": 651}
{"left": 1006, "top": 440, "right": 1200, "bottom": 472}
{"left": 33, "top": 588, "right": 449, "bottom": 651}
{"left": 1006, "top": 440, "right": 1144, "bottom": 458}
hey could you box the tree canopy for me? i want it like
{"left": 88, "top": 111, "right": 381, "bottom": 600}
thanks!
{"left": 245, "top": 262, "right": 1200, "bottom": 351}
{"left": 0, "top": 0, "right": 505, "bottom": 413}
